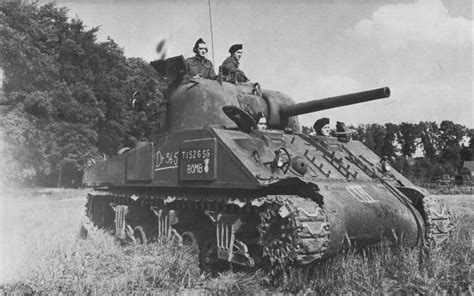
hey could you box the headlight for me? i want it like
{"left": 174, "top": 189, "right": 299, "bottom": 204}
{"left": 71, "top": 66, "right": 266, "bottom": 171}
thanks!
{"left": 277, "top": 157, "right": 285, "bottom": 168}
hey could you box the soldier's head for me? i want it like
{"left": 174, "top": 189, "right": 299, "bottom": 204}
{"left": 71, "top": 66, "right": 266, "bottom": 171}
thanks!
{"left": 313, "top": 117, "right": 331, "bottom": 136}
{"left": 193, "top": 38, "right": 208, "bottom": 58}
{"left": 229, "top": 44, "right": 243, "bottom": 61}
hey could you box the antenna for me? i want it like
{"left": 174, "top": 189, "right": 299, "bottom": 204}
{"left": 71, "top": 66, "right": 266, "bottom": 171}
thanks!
{"left": 208, "top": 0, "right": 215, "bottom": 64}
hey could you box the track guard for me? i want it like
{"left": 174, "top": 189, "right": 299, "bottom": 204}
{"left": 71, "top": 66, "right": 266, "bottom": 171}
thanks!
{"left": 151, "top": 207, "right": 179, "bottom": 239}
{"left": 110, "top": 204, "right": 129, "bottom": 240}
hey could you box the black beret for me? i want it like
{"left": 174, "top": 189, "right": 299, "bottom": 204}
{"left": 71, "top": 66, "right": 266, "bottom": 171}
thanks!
{"left": 313, "top": 117, "right": 330, "bottom": 133}
{"left": 229, "top": 44, "right": 243, "bottom": 54}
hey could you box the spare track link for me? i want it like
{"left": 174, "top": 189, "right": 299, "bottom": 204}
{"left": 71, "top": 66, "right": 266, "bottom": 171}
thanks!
{"left": 257, "top": 195, "right": 330, "bottom": 270}
{"left": 422, "top": 196, "right": 452, "bottom": 247}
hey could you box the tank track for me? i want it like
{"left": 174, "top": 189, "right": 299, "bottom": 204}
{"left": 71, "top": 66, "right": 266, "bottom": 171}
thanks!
{"left": 256, "top": 195, "right": 330, "bottom": 269}
{"left": 422, "top": 196, "right": 452, "bottom": 248}
{"left": 85, "top": 191, "right": 330, "bottom": 270}
{"left": 84, "top": 191, "right": 447, "bottom": 271}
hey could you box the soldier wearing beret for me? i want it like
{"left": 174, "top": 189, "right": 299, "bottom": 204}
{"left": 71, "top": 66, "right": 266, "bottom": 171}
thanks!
{"left": 185, "top": 38, "right": 216, "bottom": 80}
{"left": 221, "top": 44, "right": 249, "bottom": 83}
{"left": 313, "top": 117, "right": 331, "bottom": 136}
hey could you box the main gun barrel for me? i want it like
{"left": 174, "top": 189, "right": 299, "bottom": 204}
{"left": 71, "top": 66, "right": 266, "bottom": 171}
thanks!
{"left": 279, "top": 87, "right": 390, "bottom": 118}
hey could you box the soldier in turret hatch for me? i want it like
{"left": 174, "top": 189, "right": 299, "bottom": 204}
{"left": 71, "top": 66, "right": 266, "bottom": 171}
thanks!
{"left": 313, "top": 117, "right": 331, "bottom": 136}
{"left": 185, "top": 38, "right": 217, "bottom": 80}
{"left": 221, "top": 44, "right": 249, "bottom": 83}
{"left": 335, "top": 121, "right": 355, "bottom": 142}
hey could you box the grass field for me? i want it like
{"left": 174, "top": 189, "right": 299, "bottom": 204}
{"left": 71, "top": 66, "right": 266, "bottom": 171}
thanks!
{"left": 0, "top": 188, "right": 472, "bottom": 295}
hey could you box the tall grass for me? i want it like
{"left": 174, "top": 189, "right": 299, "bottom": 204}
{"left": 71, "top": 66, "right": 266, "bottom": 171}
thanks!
{"left": 304, "top": 213, "right": 472, "bottom": 295}
{"left": 0, "top": 190, "right": 472, "bottom": 295}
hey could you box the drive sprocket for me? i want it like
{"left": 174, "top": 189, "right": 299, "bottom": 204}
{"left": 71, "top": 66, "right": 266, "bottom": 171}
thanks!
{"left": 422, "top": 196, "right": 452, "bottom": 248}
{"left": 257, "top": 195, "right": 330, "bottom": 274}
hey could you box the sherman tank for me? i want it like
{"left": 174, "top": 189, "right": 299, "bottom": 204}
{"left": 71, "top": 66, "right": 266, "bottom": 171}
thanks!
{"left": 83, "top": 55, "right": 451, "bottom": 273}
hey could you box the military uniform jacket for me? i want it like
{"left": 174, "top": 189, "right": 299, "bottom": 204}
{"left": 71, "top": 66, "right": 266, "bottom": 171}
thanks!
{"left": 185, "top": 56, "right": 216, "bottom": 79}
{"left": 221, "top": 56, "right": 249, "bottom": 83}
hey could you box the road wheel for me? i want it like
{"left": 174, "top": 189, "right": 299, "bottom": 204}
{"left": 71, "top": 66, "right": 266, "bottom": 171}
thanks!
{"left": 133, "top": 226, "right": 147, "bottom": 244}
{"left": 200, "top": 238, "right": 229, "bottom": 276}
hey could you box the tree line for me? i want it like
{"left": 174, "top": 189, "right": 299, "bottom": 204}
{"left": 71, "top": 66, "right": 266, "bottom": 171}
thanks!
{"left": 0, "top": 2, "right": 167, "bottom": 187}
{"left": 303, "top": 121, "right": 473, "bottom": 182}
{"left": 352, "top": 122, "right": 472, "bottom": 181}
{"left": 1, "top": 2, "right": 471, "bottom": 187}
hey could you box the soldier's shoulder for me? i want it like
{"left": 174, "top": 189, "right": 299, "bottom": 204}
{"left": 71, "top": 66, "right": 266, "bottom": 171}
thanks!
{"left": 221, "top": 56, "right": 232, "bottom": 64}
{"left": 185, "top": 57, "right": 198, "bottom": 64}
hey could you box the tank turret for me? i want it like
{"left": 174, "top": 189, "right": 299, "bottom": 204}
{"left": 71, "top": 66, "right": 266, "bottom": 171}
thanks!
{"left": 151, "top": 56, "right": 390, "bottom": 132}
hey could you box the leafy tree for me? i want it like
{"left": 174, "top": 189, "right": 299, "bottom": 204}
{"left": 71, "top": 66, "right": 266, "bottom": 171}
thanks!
{"left": 354, "top": 124, "right": 386, "bottom": 157}
{"left": 460, "top": 129, "right": 473, "bottom": 161}
{"left": 123, "top": 57, "right": 167, "bottom": 143}
{"left": 397, "top": 122, "right": 419, "bottom": 157}
{"left": 382, "top": 123, "right": 398, "bottom": 158}
{"left": 438, "top": 121, "right": 466, "bottom": 153}
{"left": 0, "top": 2, "right": 165, "bottom": 186}
{"left": 352, "top": 125, "right": 365, "bottom": 142}
{"left": 435, "top": 121, "right": 467, "bottom": 174}
{"left": 350, "top": 121, "right": 470, "bottom": 182}
{"left": 418, "top": 121, "right": 439, "bottom": 158}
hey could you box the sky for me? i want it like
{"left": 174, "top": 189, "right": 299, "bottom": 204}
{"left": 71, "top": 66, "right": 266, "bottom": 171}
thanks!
{"left": 43, "top": 0, "right": 472, "bottom": 128}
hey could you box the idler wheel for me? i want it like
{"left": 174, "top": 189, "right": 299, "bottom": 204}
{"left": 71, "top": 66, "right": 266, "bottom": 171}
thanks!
{"left": 133, "top": 226, "right": 147, "bottom": 244}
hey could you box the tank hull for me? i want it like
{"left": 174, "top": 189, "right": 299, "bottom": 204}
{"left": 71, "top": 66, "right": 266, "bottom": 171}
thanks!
{"left": 320, "top": 181, "right": 424, "bottom": 256}
{"left": 84, "top": 126, "right": 451, "bottom": 271}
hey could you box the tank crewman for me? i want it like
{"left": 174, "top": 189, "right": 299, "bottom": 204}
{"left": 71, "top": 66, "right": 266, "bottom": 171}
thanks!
{"left": 221, "top": 44, "right": 249, "bottom": 83}
{"left": 313, "top": 117, "right": 331, "bottom": 136}
{"left": 335, "top": 121, "right": 355, "bottom": 142}
{"left": 185, "top": 38, "right": 217, "bottom": 80}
